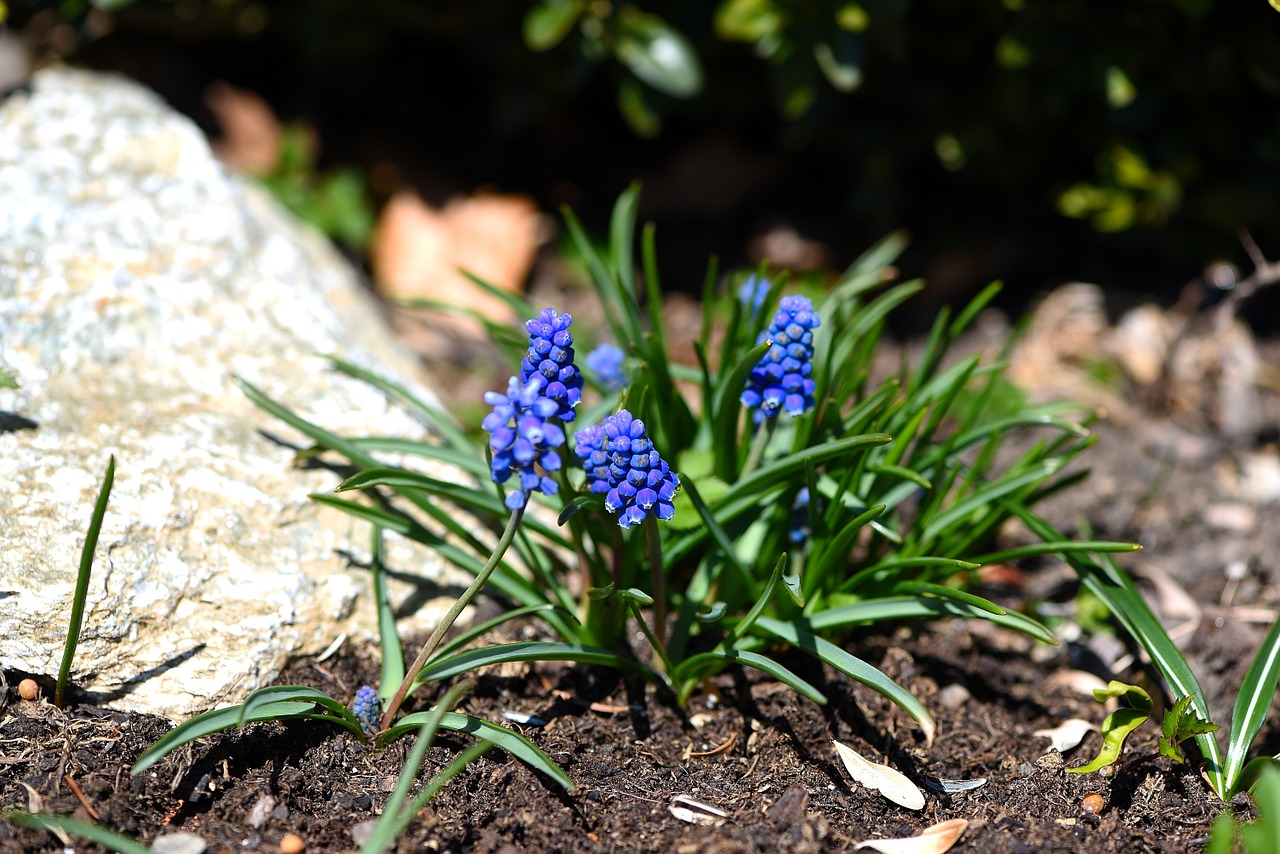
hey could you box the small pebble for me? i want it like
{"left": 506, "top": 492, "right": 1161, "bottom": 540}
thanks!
{"left": 151, "top": 832, "right": 206, "bottom": 854}
{"left": 350, "top": 821, "right": 379, "bottom": 848}
{"left": 18, "top": 679, "right": 38, "bottom": 700}
{"left": 279, "top": 833, "right": 305, "bottom": 854}
{"left": 1081, "top": 793, "right": 1104, "bottom": 815}
{"left": 937, "top": 683, "right": 971, "bottom": 709}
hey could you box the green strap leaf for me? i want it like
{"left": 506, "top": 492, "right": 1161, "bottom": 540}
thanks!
{"left": 416, "top": 642, "right": 654, "bottom": 684}
{"left": 132, "top": 699, "right": 321, "bottom": 775}
{"left": 57, "top": 455, "right": 114, "bottom": 708}
{"left": 4, "top": 812, "right": 150, "bottom": 854}
{"left": 1225, "top": 615, "right": 1280, "bottom": 795}
{"left": 754, "top": 616, "right": 936, "bottom": 745}
{"left": 806, "top": 595, "right": 1055, "bottom": 645}
{"left": 382, "top": 712, "right": 575, "bottom": 792}
{"left": 674, "top": 649, "right": 827, "bottom": 705}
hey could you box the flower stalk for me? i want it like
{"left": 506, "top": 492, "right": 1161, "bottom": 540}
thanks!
{"left": 379, "top": 507, "right": 525, "bottom": 732}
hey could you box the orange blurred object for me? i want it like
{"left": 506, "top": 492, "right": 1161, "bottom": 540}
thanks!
{"left": 204, "top": 81, "right": 282, "bottom": 175}
{"left": 371, "top": 190, "right": 542, "bottom": 337}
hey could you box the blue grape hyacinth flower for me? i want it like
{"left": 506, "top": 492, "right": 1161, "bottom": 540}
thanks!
{"left": 738, "top": 274, "right": 771, "bottom": 316}
{"left": 741, "top": 294, "right": 821, "bottom": 424}
{"left": 789, "top": 487, "right": 816, "bottom": 544}
{"left": 585, "top": 343, "right": 627, "bottom": 391}
{"left": 353, "top": 685, "right": 380, "bottom": 737}
{"left": 599, "top": 410, "right": 679, "bottom": 529}
{"left": 519, "top": 308, "right": 584, "bottom": 423}
{"left": 573, "top": 422, "right": 613, "bottom": 494}
{"left": 483, "top": 376, "right": 565, "bottom": 511}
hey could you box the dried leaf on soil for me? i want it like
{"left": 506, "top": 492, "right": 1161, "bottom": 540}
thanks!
{"left": 854, "top": 818, "right": 969, "bottom": 854}
{"left": 1034, "top": 718, "right": 1097, "bottom": 753}
{"left": 831, "top": 739, "right": 925, "bottom": 810}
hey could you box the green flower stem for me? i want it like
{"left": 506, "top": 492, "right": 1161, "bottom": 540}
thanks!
{"left": 741, "top": 417, "right": 777, "bottom": 477}
{"left": 379, "top": 507, "right": 524, "bottom": 732}
{"left": 627, "top": 598, "right": 674, "bottom": 674}
{"left": 645, "top": 517, "right": 668, "bottom": 653}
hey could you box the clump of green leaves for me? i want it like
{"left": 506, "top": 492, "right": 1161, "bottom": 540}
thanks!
{"left": 218, "top": 184, "right": 1136, "bottom": 759}
{"left": 1068, "top": 680, "right": 1218, "bottom": 775}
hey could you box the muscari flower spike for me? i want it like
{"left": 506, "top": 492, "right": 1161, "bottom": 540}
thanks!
{"left": 353, "top": 685, "right": 380, "bottom": 737}
{"left": 519, "top": 308, "right": 583, "bottom": 423}
{"left": 482, "top": 376, "right": 565, "bottom": 511}
{"left": 585, "top": 343, "right": 627, "bottom": 392}
{"left": 596, "top": 409, "right": 679, "bottom": 529}
{"left": 741, "top": 294, "right": 821, "bottom": 424}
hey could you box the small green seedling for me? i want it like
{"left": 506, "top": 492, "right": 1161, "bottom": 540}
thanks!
{"left": 1024, "top": 512, "right": 1280, "bottom": 800}
{"left": 1207, "top": 764, "right": 1280, "bottom": 854}
{"left": 1069, "top": 680, "right": 1218, "bottom": 775}
{"left": 1160, "top": 694, "right": 1222, "bottom": 763}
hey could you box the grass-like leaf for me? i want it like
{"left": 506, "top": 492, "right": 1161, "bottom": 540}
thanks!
{"left": 370, "top": 528, "right": 406, "bottom": 699}
{"left": 132, "top": 698, "right": 322, "bottom": 775}
{"left": 1224, "top": 615, "right": 1280, "bottom": 795}
{"left": 673, "top": 649, "right": 827, "bottom": 706}
{"left": 430, "top": 604, "right": 581, "bottom": 663}
{"left": 806, "top": 596, "right": 1056, "bottom": 645}
{"left": 415, "top": 642, "right": 654, "bottom": 684}
{"left": 236, "top": 685, "right": 364, "bottom": 739}
{"left": 754, "top": 616, "right": 936, "bottom": 745}
{"left": 711, "top": 340, "right": 772, "bottom": 480}
{"left": 380, "top": 711, "right": 575, "bottom": 791}
{"left": 4, "top": 812, "right": 150, "bottom": 854}
{"left": 56, "top": 455, "right": 114, "bottom": 708}
{"left": 337, "top": 467, "right": 572, "bottom": 550}
{"left": 324, "top": 355, "right": 470, "bottom": 450}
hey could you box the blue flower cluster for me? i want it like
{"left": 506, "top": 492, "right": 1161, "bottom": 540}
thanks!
{"left": 483, "top": 376, "right": 565, "bottom": 510}
{"left": 585, "top": 343, "right": 627, "bottom": 391}
{"left": 741, "top": 295, "right": 821, "bottom": 424}
{"left": 575, "top": 410, "right": 679, "bottom": 529}
{"left": 519, "top": 308, "right": 583, "bottom": 422}
{"left": 353, "top": 685, "right": 380, "bottom": 737}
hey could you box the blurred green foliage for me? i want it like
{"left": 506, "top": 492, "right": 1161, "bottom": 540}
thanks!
{"left": 257, "top": 125, "right": 374, "bottom": 249}
{"left": 14, "top": 0, "right": 1280, "bottom": 284}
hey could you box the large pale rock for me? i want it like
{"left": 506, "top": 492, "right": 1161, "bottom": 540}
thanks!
{"left": 0, "top": 69, "right": 468, "bottom": 719}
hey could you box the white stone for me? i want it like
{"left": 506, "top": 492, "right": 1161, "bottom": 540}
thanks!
{"left": 0, "top": 69, "right": 471, "bottom": 720}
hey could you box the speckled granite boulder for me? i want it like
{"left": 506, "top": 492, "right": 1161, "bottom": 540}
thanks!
{"left": 0, "top": 69, "right": 467, "bottom": 719}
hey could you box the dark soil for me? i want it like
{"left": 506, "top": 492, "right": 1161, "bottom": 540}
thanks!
{"left": 0, "top": 616, "right": 1249, "bottom": 854}
{"left": 3, "top": 317, "right": 1278, "bottom": 853}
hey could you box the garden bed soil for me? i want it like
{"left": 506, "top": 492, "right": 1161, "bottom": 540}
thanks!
{"left": 3, "top": 316, "right": 1279, "bottom": 853}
